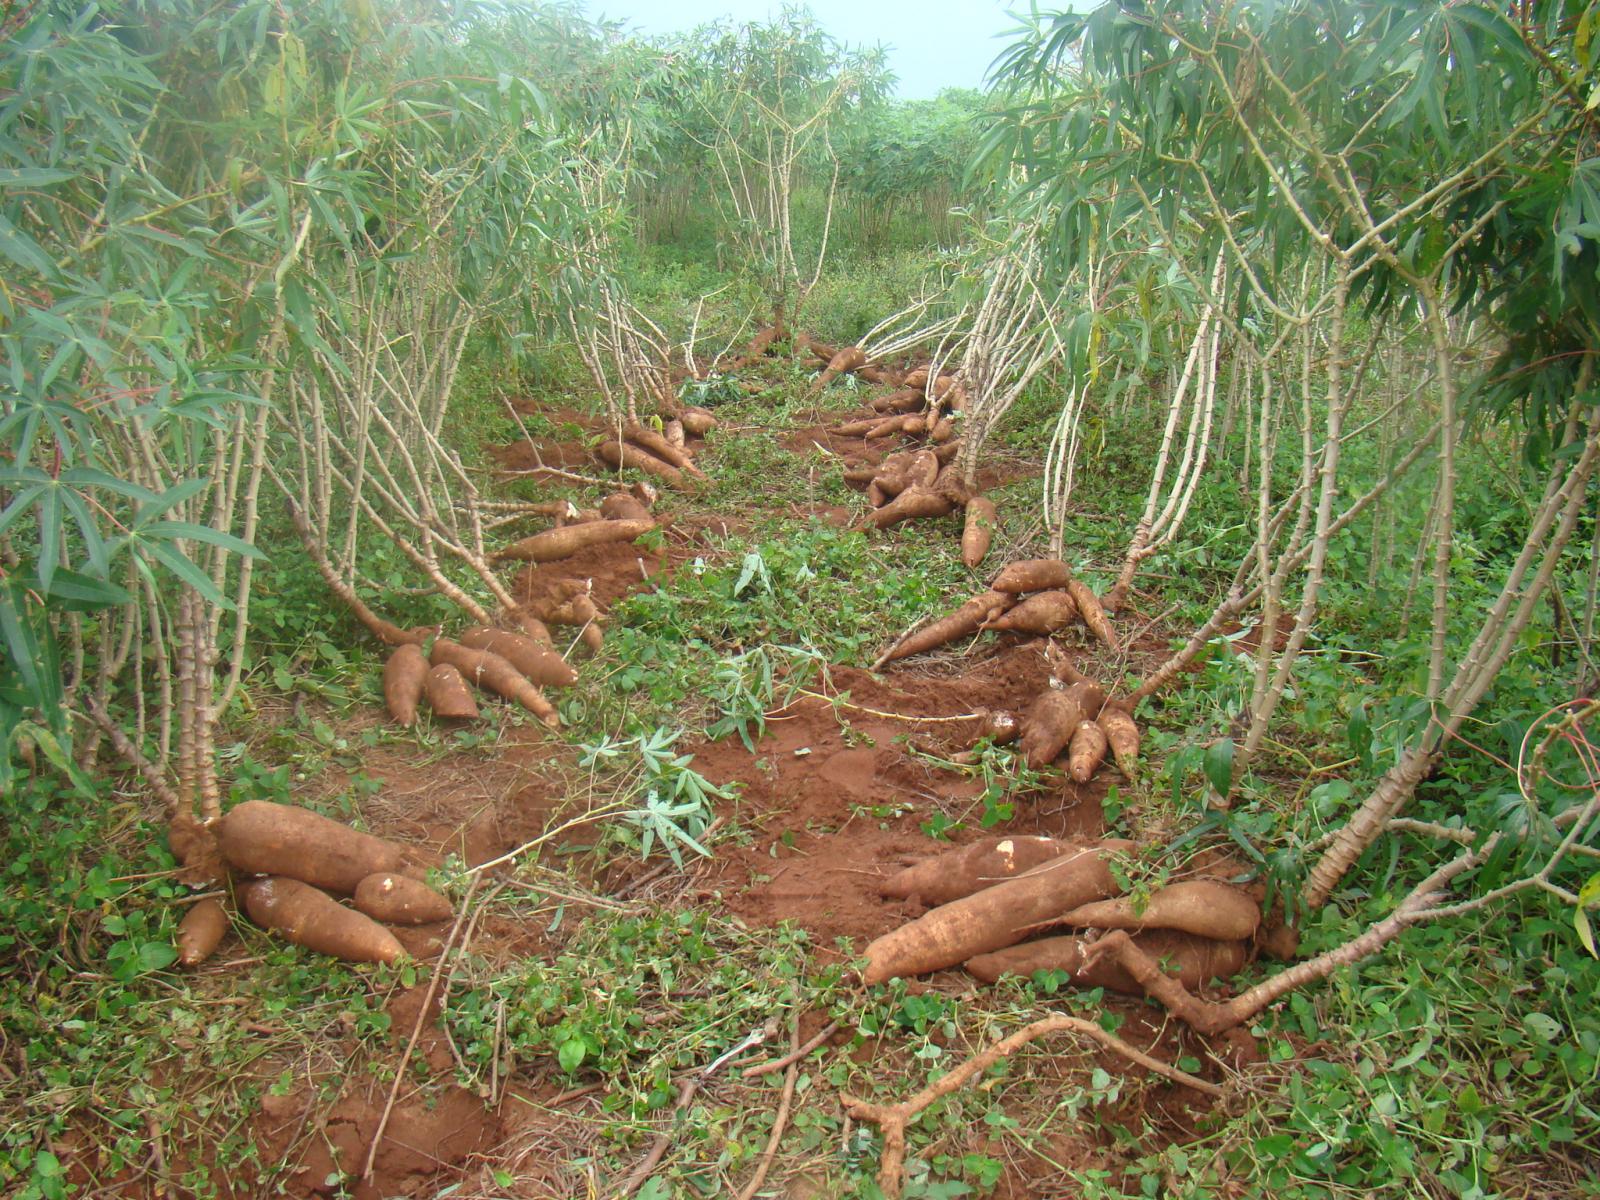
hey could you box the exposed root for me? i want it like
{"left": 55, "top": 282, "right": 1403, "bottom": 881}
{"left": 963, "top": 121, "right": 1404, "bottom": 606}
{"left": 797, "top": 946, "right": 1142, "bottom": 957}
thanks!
{"left": 841, "top": 1015, "right": 1221, "bottom": 1200}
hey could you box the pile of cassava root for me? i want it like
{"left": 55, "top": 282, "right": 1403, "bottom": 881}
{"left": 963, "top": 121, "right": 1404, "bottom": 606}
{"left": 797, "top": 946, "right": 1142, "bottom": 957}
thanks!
{"left": 868, "top": 835, "right": 1262, "bottom": 994}
{"left": 378, "top": 484, "right": 663, "bottom": 728}
{"left": 594, "top": 406, "right": 717, "bottom": 489}
{"left": 175, "top": 801, "right": 450, "bottom": 967}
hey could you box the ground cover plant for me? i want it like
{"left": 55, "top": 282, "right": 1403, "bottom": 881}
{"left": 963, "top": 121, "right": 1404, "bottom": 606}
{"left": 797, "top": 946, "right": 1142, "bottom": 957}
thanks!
{"left": 2, "top": 1, "right": 1599, "bottom": 1198}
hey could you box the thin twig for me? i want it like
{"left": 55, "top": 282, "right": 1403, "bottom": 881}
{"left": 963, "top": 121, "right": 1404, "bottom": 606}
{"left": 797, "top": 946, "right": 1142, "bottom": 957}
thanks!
{"left": 743, "top": 1019, "right": 840, "bottom": 1078}
{"left": 735, "top": 1017, "right": 803, "bottom": 1200}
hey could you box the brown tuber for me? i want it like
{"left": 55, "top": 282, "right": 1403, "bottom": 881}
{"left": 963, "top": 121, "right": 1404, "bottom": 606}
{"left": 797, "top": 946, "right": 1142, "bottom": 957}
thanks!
{"left": 991, "top": 558, "right": 1073, "bottom": 594}
{"left": 430, "top": 639, "right": 560, "bottom": 727}
{"left": 875, "top": 590, "right": 1013, "bottom": 668}
{"left": 216, "top": 800, "right": 405, "bottom": 894}
{"left": 493, "top": 517, "right": 655, "bottom": 563}
{"left": 1066, "top": 579, "right": 1116, "bottom": 648}
{"left": 426, "top": 663, "right": 481, "bottom": 720}
{"left": 242, "top": 877, "right": 405, "bottom": 965}
{"left": 1019, "top": 681, "right": 1106, "bottom": 769}
{"left": 598, "top": 440, "right": 685, "bottom": 487}
{"left": 382, "top": 643, "right": 429, "bottom": 724}
{"left": 1058, "top": 880, "right": 1261, "bottom": 941}
{"left": 176, "top": 898, "right": 229, "bottom": 966}
{"left": 962, "top": 498, "right": 997, "bottom": 569}
{"left": 965, "top": 928, "right": 1247, "bottom": 993}
{"left": 879, "top": 835, "right": 1076, "bottom": 906}
{"left": 353, "top": 872, "right": 453, "bottom": 925}
{"left": 600, "top": 492, "right": 654, "bottom": 522}
{"left": 1067, "top": 720, "right": 1109, "bottom": 783}
{"left": 458, "top": 627, "right": 577, "bottom": 689}
{"left": 982, "top": 589, "right": 1078, "bottom": 636}
{"left": 1096, "top": 706, "right": 1141, "bottom": 779}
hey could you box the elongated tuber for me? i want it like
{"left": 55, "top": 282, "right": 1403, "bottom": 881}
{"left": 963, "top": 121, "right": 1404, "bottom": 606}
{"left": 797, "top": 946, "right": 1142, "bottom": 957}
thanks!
{"left": 383, "top": 643, "right": 429, "bottom": 724}
{"left": 177, "top": 897, "right": 229, "bottom": 966}
{"left": 598, "top": 440, "right": 685, "bottom": 487}
{"left": 1066, "top": 579, "right": 1116, "bottom": 649}
{"left": 982, "top": 589, "right": 1077, "bottom": 635}
{"left": 353, "top": 872, "right": 453, "bottom": 925}
{"left": 992, "top": 559, "right": 1073, "bottom": 594}
{"left": 879, "top": 835, "right": 1077, "bottom": 905}
{"left": 962, "top": 498, "right": 997, "bottom": 569}
{"left": 217, "top": 800, "right": 405, "bottom": 894}
{"left": 1019, "top": 681, "right": 1106, "bottom": 769}
{"left": 875, "top": 590, "right": 1013, "bottom": 667}
{"left": 493, "top": 518, "right": 655, "bottom": 564}
{"left": 966, "top": 928, "right": 1248, "bottom": 992}
{"left": 1067, "top": 720, "right": 1108, "bottom": 783}
{"left": 430, "top": 640, "right": 560, "bottom": 727}
{"left": 426, "top": 664, "right": 481, "bottom": 720}
{"left": 1096, "top": 706, "right": 1141, "bottom": 779}
{"left": 242, "top": 877, "right": 405, "bottom": 964}
{"left": 1058, "top": 880, "right": 1261, "bottom": 940}
{"left": 459, "top": 627, "right": 577, "bottom": 688}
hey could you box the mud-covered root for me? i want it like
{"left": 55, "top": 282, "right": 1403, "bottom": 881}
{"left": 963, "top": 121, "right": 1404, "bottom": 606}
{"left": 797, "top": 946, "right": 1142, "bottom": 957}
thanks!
{"left": 383, "top": 643, "right": 429, "bottom": 724}
{"left": 1067, "top": 719, "right": 1109, "bottom": 782}
{"left": 865, "top": 487, "right": 955, "bottom": 530}
{"left": 430, "top": 639, "right": 560, "bottom": 727}
{"left": 1066, "top": 578, "right": 1117, "bottom": 648}
{"left": 625, "top": 423, "right": 703, "bottom": 477}
{"left": 600, "top": 491, "right": 654, "bottom": 522}
{"left": 871, "top": 388, "right": 925, "bottom": 414}
{"left": 966, "top": 928, "right": 1248, "bottom": 993}
{"left": 176, "top": 897, "right": 230, "bottom": 966}
{"left": 216, "top": 800, "right": 406, "bottom": 894}
{"left": 1058, "top": 879, "right": 1261, "bottom": 940}
{"left": 353, "top": 872, "right": 453, "bottom": 925}
{"left": 492, "top": 516, "right": 656, "bottom": 563}
{"left": 1096, "top": 705, "right": 1141, "bottom": 779}
{"left": 812, "top": 344, "right": 867, "bottom": 391}
{"left": 459, "top": 626, "right": 578, "bottom": 689}
{"left": 597, "top": 439, "right": 686, "bottom": 488}
{"left": 879, "top": 835, "right": 1077, "bottom": 906}
{"left": 991, "top": 558, "right": 1073, "bottom": 594}
{"left": 242, "top": 877, "right": 405, "bottom": 965}
{"left": 981, "top": 589, "right": 1077, "bottom": 635}
{"left": 977, "top": 709, "right": 1019, "bottom": 745}
{"left": 961, "top": 497, "right": 997, "bottom": 568}
{"left": 426, "top": 664, "right": 480, "bottom": 720}
{"left": 861, "top": 839, "right": 1134, "bottom": 984}
{"left": 680, "top": 407, "right": 717, "bottom": 436}
{"left": 1018, "top": 680, "right": 1107, "bottom": 769}
{"left": 873, "top": 589, "right": 1013, "bottom": 668}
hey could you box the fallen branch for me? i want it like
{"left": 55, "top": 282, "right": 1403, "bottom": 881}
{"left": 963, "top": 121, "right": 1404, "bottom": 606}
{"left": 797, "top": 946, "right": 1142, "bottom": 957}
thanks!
{"left": 734, "top": 1017, "right": 803, "bottom": 1200}
{"left": 841, "top": 1015, "right": 1220, "bottom": 1200}
{"left": 743, "top": 1019, "right": 840, "bottom": 1078}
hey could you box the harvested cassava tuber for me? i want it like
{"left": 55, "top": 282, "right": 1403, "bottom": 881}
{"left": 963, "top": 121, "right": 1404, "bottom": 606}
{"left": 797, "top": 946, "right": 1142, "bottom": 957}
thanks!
{"left": 1059, "top": 880, "right": 1261, "bottom": 941}
{"left": 862, "top": 841, "right": 1134, "bottom": 984}
{"left": 928, "top": 416, "right": 955, "bottom": 443}
{"left": 600, "top": 492, "right": 654, "bottom": 522}
{"left": 383, "top": 643, "right": 429, "bottom": 724}
{"left": 625, "top": 423, "right": 702, "bottom": 476}
{"left": 664, "top": 419, "right": 686, "bottom": 449}
{"left": 908, "top": 450, "right": 940, "bottom": 489}
{"left": 459, "top": 627, "right": 577, "bottom": 689}
{"left": 430, "top": 640, "right": 560, "bottom": 726}
{"left": 962, "top": 498, "right": 997, "bottom": 569}
{"left": 426, "top": 664, "right": 480, "bottom": 720}
{"left": 1066, "top": 579, "right": 1116, "bottom": 649}
{"left": 966, "top": 928, "right": 1248, "bottom": 993}
{"left": 992, "top": 558, "right": 1073, "bottom": 594}
{"left": 176, "top": 898, "right": 229, "bottom": 966}
{"left": 680, "top": 407, "right": 717, "bottom": 436}
{"left": 982, "top": 589, "right": 1078, "bottom": 635}
{"left": 814, "top": 345, "right": 867, "bottom": 389}
{"left": 242, "top": 877, "right": 405, "bottom": 965}
{"left": 872, "top": 388, "right": 924, "bottom": 414}
{"left": 879, "top": 835, "right": 1077, "bottom": 905}
{"left": 353, "top": 872, "right": 452, "bottom": 925}
{"left": 1019, "top": 681, "right": 1106, "bottom": 769}
{"left": 866, "top": 487, "right": 955, "bottom": 530}
{"left": 543, "top": 592, "right": 601, "bottom": 628}
{"left": 493, "top": 518, "right": 655, "bottom": 563}
{"left": 1067, "top": 720, "right": 1109, "bottom": 783}
{"left": 875, "top": 590, "right": 1013, "bottom": 667}
{"left": 1096, "top": 706, "right": 1141, "bottom": 778}
{"left": 598, "top": 440, "right": 685, "bottom": 487}
{"left": 978, "top": 709, "right": 1019, "bottom": 745}
{"left": 217, "top": 800, "right": 406, "bottom": 894}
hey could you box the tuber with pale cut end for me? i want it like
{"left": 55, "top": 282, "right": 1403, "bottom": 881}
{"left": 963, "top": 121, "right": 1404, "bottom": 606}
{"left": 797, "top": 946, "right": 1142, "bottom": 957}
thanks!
{"left": 982, "top": 589, "right": 1077, "bottom": 635}
{"left": 664, "top": 419, "right": 686, "bottom": 449}
{"left": 598, "top": 440, "right": 685, "bottom": 487}
{"left": 1058, "top": 880, "right": 1261, "bottom": 941}
{"left": 430, "top": 640, "right": 560, "bottom": 727}
{"left": 879, "top": 835, "right": 1078, "bottom": 905}
{"left": 242, "top": 877, "right": 405, "bottom": 965}
{"left": 600, "top": 492, "right": 654, "bottom": 522}
{"left": 353, "top": 872, "right": 452, "bottom": 925}
{"left": 177, "top": 898, "right": 229, "bottom": 966}
{"left": 965, "top": 928, "right": 1247, "bottom": 992}
{"left": 1067, "top": 720, "right": 1108, "bottom": 783}
{"left": 978, "top": 709, "right": 1019, "bottom": 745}
{"left": 1096, "top": 706, "right": 1141, "bottom": 778}
{"left": 962, "top": 497, "right": 997, "bottom": 569}
{"left": 426, "top": 664, "right": 480, "bottom": 720}
{"left": 625, "top": 423, "right": 703, "bottom": 477}
{"left": 875, "top": 590, "right": 1013, "bottom": 668}
{"left": 492, "top": 518, "right": 655, "bottom": 564}
{"left": 1066, "top": 579, "right": 1116, "bottom": 649}
{"left": 862, "top": 841, "right": 1133, "bottom": 985}
{"left": 866, "top": 487, "right": 955, "bottom": 530}
{"left": 680, "top": 407, "right": 717, "bottom": 436}
{"left": 991, "top": 558, "right": 1073, "bottom": 594}
{"left": 459, "top": 627, "right": 577, "bottom": 689}
{"left": 383, "top": 643, "right": 429, "bottom": 724}
{"left": 1019, "top": 681, "right": 1106, "bottom": 769}
{"left": 217, "top": 800, "right": 405, "bottom": 894}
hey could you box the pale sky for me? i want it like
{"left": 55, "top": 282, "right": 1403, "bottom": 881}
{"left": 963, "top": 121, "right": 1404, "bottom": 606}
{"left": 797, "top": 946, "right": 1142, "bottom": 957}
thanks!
{"left": 593, "top": 1, "right": 1022, "bottom": 99}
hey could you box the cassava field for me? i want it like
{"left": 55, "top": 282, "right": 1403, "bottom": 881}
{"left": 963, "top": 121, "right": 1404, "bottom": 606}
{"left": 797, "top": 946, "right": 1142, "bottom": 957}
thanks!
{"left": 4, "top": 3, "right": 1600, "bottom": 1198}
